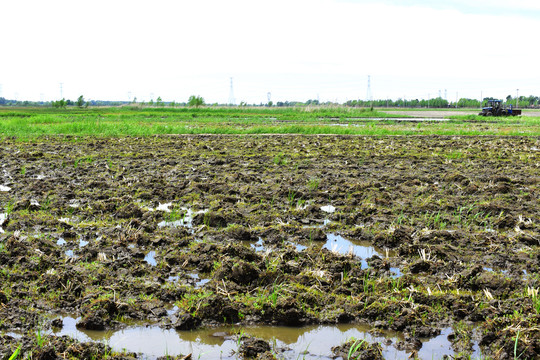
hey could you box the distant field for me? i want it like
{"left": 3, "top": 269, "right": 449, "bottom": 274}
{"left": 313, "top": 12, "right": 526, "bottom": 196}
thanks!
{"left": 0, "top": 106, "right": 538, "bottom": 136}
{"left": 386, "top": 108, "right": 540, "bottom": 118}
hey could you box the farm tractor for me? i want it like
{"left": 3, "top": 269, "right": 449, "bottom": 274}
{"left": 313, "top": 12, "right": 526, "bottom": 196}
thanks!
{"left": 479, "top": 100, "right": 521, "bottom": 116}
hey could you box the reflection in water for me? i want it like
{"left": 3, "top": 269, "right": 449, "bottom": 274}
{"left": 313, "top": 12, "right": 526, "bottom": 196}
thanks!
{"left": 187, "top": 273, "right": 210, "bottom": 288}
{"left": 323, "top": 234, "right": 382, "bottom": 269}
{"left": 144, "top": 251, "right": 157, "bottom": 266}
{"left": 52, "top": 317, "right": 481, "bottom": 360}
{"left": 0, "top": 213, "right": 6, "bottom": 233}
{"left": 250, "top": 238, "right": 265, "bottom": 252}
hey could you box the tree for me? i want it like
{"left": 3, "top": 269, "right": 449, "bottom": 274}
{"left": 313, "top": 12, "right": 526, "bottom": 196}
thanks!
{"left": 156, "top": 96, "right": 164, "bottom": 107}
{"left": 52, "top": 99, "right": 66, "bottom": 108}
{"left": 77, "top": 95, "right": 85, "bottom": 108}
{"left": 188, "top": 95, "right": 205, "bottom": 107}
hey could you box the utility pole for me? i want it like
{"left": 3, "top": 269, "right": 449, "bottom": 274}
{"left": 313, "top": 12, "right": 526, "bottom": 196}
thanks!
{"left": 59, "top": 83, "right": 63, "bottom": 99}
{"left": 428, "top": 93, "right": 430, "bottom": 109}
{"left": 516, "top": 89, "right": 519, "bottom": 108}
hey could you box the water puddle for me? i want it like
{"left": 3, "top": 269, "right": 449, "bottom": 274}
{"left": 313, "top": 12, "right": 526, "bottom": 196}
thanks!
{"left": 323, "top": 234, "right": 385, "bottom": 269}
{"left": 0, "top": 185, "right": 11, "bottom": 192}
{"left": 56, "top": 238, "right": 66, "bottom": 246}
{"left": 65, "top": 250, "right": 75, "bottom": 258}
{"left": 295, "top": 243, "right": 307, "bottom": 252}
{"left": 51, "top": 318, "right": 480, "bottom": 360}
{"left": 158, "top": 208, "right": 208, "bottom": 229}
{"left": 302, "top": 219, "right": 332, "bottom": 229}
{"left": 320, "top": 205, "right": 336, "bottom": 213}
{"left": 144, "top": 251, "right": 157, "bottom": 266}
{"left": 483, "top": 267, "right": 508, "bottom": 275}
{"left": 250, "top": 238, "right": 265, "bottom": 252}
{"left": 390, "top": 267, "right": 402, "bottom": 278}
{"left": 0, "top": 213, "right": 6, "bottom": 233}
{"left": 325, "top": 119, "right": 449, "bottom": 127}
{"left": 188, "top": 273, "right": 210, "bottom": 288}
{"left": 79, "top": 238, "right": 89, "bottom": 247}
{"left": 155, "top": 202, "right": 172, "bottom": 212}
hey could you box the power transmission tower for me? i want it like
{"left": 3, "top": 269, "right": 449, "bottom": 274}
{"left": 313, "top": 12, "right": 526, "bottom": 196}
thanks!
{"left": 366, "top": 75, "right": 372, "bottom": 103}
{"left": 228, "top": 77, "right": 236, "bottom": 106}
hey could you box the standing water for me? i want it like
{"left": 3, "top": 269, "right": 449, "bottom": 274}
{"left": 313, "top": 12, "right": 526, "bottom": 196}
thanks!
{"left": 52, "top": 317, "right": 481, "bottom": 359}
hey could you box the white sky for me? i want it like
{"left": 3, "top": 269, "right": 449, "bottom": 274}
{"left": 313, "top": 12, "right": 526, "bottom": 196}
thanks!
{"left": 1, "top": 0, "right": 539, "bottom": 104}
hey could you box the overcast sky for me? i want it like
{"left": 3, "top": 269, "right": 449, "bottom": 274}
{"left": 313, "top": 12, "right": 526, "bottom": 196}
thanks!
{"left": 1, "top": 0, "right": 539, "bottom": 104}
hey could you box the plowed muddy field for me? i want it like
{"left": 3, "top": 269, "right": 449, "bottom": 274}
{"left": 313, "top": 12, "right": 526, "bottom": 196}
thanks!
{"left": 0, "top": 135, "right": 539, "bottom": 359}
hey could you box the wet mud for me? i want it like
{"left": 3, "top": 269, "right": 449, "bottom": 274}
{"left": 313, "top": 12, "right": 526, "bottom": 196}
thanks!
{"left": 0, "top": 135, "right": 539, "bottom": 359}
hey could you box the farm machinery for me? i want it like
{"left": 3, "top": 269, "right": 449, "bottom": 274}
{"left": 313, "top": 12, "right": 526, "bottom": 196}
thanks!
{"left": 478, "top": 100, "right": 521, "bottom": 116}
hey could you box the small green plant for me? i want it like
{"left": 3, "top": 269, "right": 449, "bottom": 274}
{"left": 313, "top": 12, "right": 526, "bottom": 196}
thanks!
{"left": 273, "top": 153, "right": 287, "bottom": 165}
{"left": 20, "top": 166, "right": 26, "bottom": 175}
{"left": 347, "top": 338, "right": 365, "bottom": 360}
{"left": 514, "top": 329, "right": 523, "bottom": 359}
{"left": 527, "top": 287, "right": 540, "bottom": 313}
{"left": 5, "top": 200, "right": 15, "bottom": 215}
{"left": 307, "top": 177, "right": 320, "bottom": 191}
{"left": 9, "top": 346, "right": 21, "bottom": 360}
{"left": 36, "top": 329, "right": 46, "bottom": 347}
{"left": 287, "top": 191, "right": 297, "bottom": 207}
{"left": 445, "top": 150, "right": 464, "bottom": 159}
{"left": 270, "top": 279, "right": 283, "bottom": 307}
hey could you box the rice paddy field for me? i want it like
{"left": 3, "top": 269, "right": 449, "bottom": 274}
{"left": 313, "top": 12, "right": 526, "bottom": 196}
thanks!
{"left": 0, "top": 106, "right": 539, "bottom": 359}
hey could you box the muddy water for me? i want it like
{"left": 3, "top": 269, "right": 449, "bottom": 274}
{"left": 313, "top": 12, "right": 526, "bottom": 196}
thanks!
{"left": 53, "top": 317, "right": 480, "bottom": 359}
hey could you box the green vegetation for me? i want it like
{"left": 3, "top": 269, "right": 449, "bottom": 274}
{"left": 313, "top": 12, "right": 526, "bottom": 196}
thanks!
{"left": 0, "top": 106, "right": 538, "bottom": 136}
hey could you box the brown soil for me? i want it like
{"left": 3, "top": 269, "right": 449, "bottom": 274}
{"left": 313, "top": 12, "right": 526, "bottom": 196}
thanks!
{"left": 0, "top": 134, "right": 538, "bottom": 359}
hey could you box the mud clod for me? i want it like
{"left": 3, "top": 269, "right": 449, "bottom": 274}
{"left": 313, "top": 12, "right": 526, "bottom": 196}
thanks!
{"left": 239, "top": 337, "right": 271, "bottom": 359}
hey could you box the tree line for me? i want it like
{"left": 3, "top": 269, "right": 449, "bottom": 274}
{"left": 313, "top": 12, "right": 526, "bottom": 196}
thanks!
{"left": 1, "top": 94, "right": 539, "bottom": 108}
